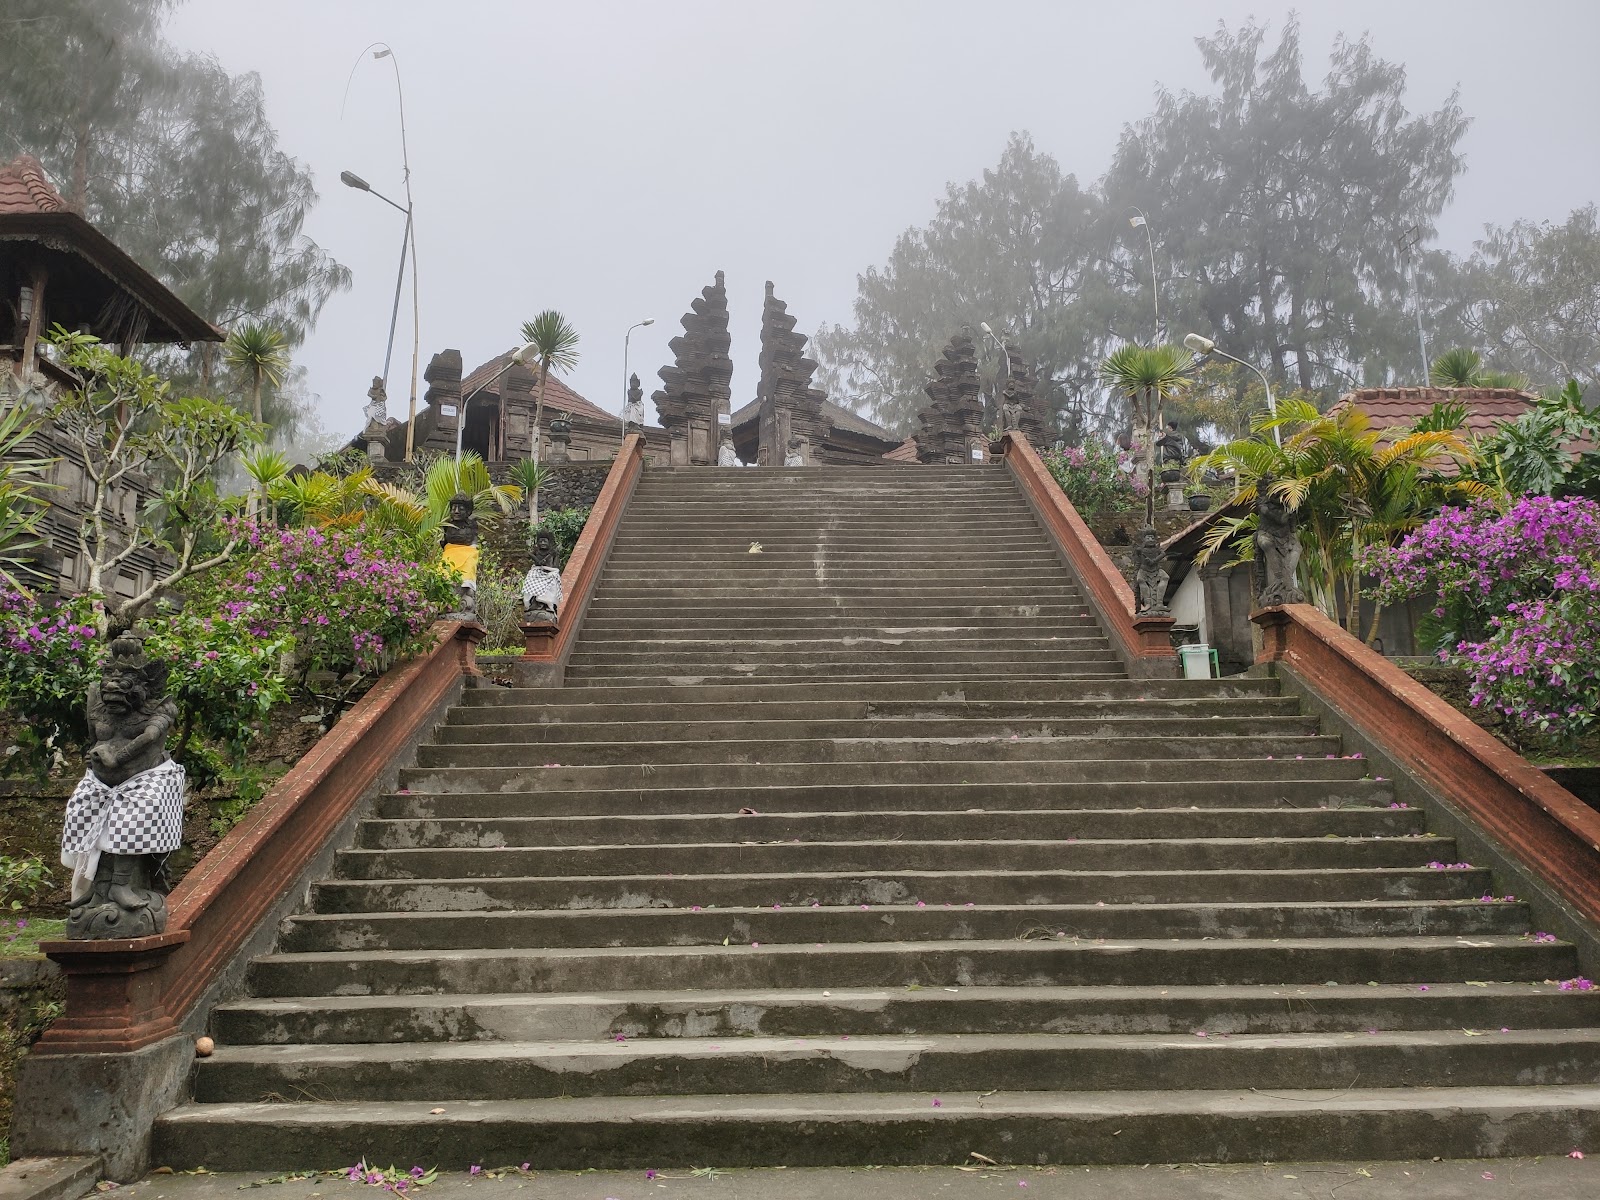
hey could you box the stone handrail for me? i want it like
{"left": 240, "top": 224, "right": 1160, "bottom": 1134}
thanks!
{"left": 526, "top": 432, "right": 645, "bottom": 667}
{"left": 1254, "top": 603, "right": 1600, "bottom": 926}
{"left": 994, "top": 432, "right": 1177, "bottom": 677}
{"left": 35, "top": 620, "right": 483, "bottom": 1054}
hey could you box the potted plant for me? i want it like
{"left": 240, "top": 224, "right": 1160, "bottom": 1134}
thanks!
{"left": 1160, "top": 467, "right": 1183, "bottom": 484}
{"left": 548, "top": 411, "right": 573, "bottom": 438}
{"left": 1187, "top": 486, "right": 1212, "bottom": 512}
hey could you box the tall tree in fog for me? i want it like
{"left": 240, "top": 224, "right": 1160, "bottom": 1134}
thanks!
{"left": 1103, "top": 16, "right": 1469, "bottom": 397}
{"left": 1431, "top": 206, "right": 1600, "bottom": 392}
{"left": 0, "top": 0, "right": 349, "bottom": 372}
{"left": 813, "top": 134, "right": 1116, "bottom": 440}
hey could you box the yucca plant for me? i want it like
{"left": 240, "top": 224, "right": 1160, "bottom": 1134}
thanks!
{"left": 1099, "top": 343, "right": 1197, "bottom": 523}
{"left": 507, "top": 458, "right": 552, "bottom": 530}
{"left": 517, "top": 311, "right": 581, "bottom": 463}
{"left": 240, "top": 447, "right": 290, "bottom": 521}
{"left": 223, "top": 323, "right": 290, "bottom": 426}
{"left": 1429, "top": 347, "right": 1483, "bottom": 388}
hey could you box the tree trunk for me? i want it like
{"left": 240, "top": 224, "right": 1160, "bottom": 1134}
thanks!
{"left": 251, "top": 371, "right": 263, "bottom": 425}
{"left": 532, "top": 365, "right": 550, "bottom": 465}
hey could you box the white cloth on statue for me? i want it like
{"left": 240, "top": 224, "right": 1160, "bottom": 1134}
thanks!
{"left": 623, "top": 399, "right": 645, "bottom": 428}
{"left": 717, "top": 441, "right": 739, "bottom": 467}
{"left": 60, "top": 758, "right": 186, "bottom": 899}
{"left": 521, "top": 565, "right": 563, "bottom": 615}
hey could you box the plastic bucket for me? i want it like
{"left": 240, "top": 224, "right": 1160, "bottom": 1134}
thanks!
{"left": 1178, "top": 643, "right": 1212, "bottom": 680}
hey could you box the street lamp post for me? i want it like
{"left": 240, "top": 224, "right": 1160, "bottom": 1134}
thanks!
{"left": 457, "top": 342, "right": 536, "bottom": 467}
{"left": 1128, "top": 208, "right": 1165, "bottom": 344}
{"left": 979, "top": 321, "right": 1009, "bottom": 430}
{"left": 345, "top": 42, "right": 421, "bottom": 459}
{"left": 1184, "top": 332, "right": 1281, "bottom": 447}
{"left": 621, "top": 318, "right": 654, "bottom": 437}
{"left": 340, "top": 169, "right": 409, "bottom": 392}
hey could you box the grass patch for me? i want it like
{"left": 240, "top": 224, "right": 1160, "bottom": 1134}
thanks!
{"left": 1, "top": 918, "right": 64, "bottom": 958}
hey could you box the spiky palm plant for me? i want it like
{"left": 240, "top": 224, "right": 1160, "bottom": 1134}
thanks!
{"left": 507, "top": 458, "right": 552, "bottom": 531}
{"left": 240, "top": 447, "right": 290, "bottom": 521}
{"left": 1099, "top": 344, "right": 1197, "bottom": 523}
{"left": 517, "top": 311, "right": 581, "bottom": 463}
{"left": 223, "top": 323, "right": 290, "bottom": 427}
{"left": 1429, "top": 348, "right": 1483, "bottom": 388}
{"left": 1190, "top": 400, "right": 1488, "bottom": 637}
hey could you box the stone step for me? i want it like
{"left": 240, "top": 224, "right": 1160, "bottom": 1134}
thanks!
{"left": 243, "top": 935, "right": 1570, "bottom": 998}
{"left": 398, "top": 755, "right": 1372, "bottom": 793}
{"left": 329, "top": 835, "right": 1456, "bottom": 882}
{"left": 376, "top": 776, "right": 1392, "bottom": 818}
{"left": 308, "top": 864, "right": 1479, "bottom": 916}
{"left": 574, "top": 617, "right": 1104, "bottom": 636}
{"left": 577, "top": 602, "right": 1096, "bottom": 620}
{"left": 411, "top": 732, "right": 1342, "bottom": 770}
{"left": 434, "top": 714, "right": 1317, "bottom": 745}
{"left": 275, "top": 898, "right": 1522, "bottom": 955}
{"left": 189, "top": 1027, "right": 1600, "bottom": 1108}
{"left": 561, "top": 645, "right": 1116, "bottom": 666}
{"left": 149, "top": 1084, "right": 1600, "bottom": 1171}
{"left": 210, "top": 981, "right": 1600, "bottom": 1046}
{"left": 444, "top": 696, "right": 1302, "bottom": 725}
{"left": 353, "top": 805, "right": 1418, "bottom": 851}
{"left": 562, "top": 674, "right": 1133, "bottom": 689}
{"left": 458, "top": 679, "right": 1280, "bottom": 706}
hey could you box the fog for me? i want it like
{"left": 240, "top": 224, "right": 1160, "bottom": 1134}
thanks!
{"left": 164, "top": 0, "right": 1600, "bottom": 440}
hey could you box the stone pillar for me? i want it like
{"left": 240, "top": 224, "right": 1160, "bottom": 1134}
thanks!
{"left": 652, "top": 270, "right": 733, "bottom": 466}
{"left": 756, "top": 281, "right": 828, "bottom": 467}
{"left": 499, "top": 361, "right": 536, "bottom": 461}
{"left": 362, "top": 377, "right": 389, "bottom": 462}
{"left": 420, "top": 349, "right": 463, "bottom": 457}
{"left": 915, "top": 333, "right": 985, "bottom": 464}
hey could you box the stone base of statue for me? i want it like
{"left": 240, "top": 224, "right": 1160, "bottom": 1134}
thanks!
{"left": 66, "top": 852, "right": 169, "bottom": 940}
{"left": 61, "top": 758, "right": 185, "bottom": 941}
{"left": 1167, "top": 484, "right": 1187, "bottom": 511}
{"left": 520, "top": 616, "right": 558, "bottom": 658}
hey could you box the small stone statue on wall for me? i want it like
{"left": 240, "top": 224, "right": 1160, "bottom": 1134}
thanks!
{"left": 441, "top": 492, "right": 480, "bottom": 617}
{"left": 1255, "top": 481, "right": 1306, "bottom": 606}
{"left": 521, "top": 528, "right": 562, "bottom": 624}
{"left": 1133, "top": 524, "right": 1171, "bottom": 615}
{"left": 61, "top": 631, "right": 185, "bottom": 940}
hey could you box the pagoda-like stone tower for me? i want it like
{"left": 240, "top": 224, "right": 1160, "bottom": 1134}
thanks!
{"left": 755, "top": 281, "right": 829, "bottom": 466}
{"left": 653, "top": 271, "right": 733, "bottom": 465}
{"left": 913, "top": 332, "right": 986, "bottom": 464}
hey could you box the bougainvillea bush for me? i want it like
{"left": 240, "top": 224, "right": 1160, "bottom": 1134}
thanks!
{"left": 0, "top": 587, "right": 102, "bottom": 775}
{"left": 1041, "top": 442, "right": 1147, "bottom": 515}
{"left": 1364, "top": 495, "right": 1600, "bottom": 740}
{"left": 208, "top": 521, "right": 457, "bottom": 685}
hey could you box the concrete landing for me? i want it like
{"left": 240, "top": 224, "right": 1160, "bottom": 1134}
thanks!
{"left": 120, "top": 1158, "right": 1595, "bottom": 1200}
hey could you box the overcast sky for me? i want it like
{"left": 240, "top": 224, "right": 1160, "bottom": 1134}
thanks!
{"left": 164, "top": 0, "right": 1600, "bottom": 443}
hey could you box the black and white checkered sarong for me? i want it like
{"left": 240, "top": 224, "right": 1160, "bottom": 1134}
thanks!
{"left": 521, "top": 566, "right": 562, "bottom": 615}
{"left": 61, "top": 759, "right": 186, "bottom": 895}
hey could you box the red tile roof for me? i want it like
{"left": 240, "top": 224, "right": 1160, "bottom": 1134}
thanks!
{"left": 0, "top": 155, "right": 66, "bottom": 215}
{"left": 1335, "top": 387, "right": 1540, "bottom": 441}
{"left": 460, "top": 353, "right": 616, "bottom": 424}
{"left": 884, "top": 438, "right": 920, "bottom": 462}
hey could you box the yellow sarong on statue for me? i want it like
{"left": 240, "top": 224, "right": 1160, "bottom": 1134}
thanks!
{"left": 442, "top": 542, "right": 480, "bottom": 586}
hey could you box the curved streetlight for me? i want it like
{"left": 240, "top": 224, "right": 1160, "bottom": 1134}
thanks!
{"left": 621, "top": 318, "right": 654, "bottom": 438}
{"left": 344, "top": 42, "right": 421, "bottom": 459}
{"left": 979, "top": 321, "right": 1010, "bottom": 431}
{"left": 457, "top": 342, "right": 536, "bottom": 467}
{"left": 1184, "top": 332, "right": 1281, "bottom": 446}
{"left": 340, "top": 169, "right": 410, "bottom": 409}
{"left": 1128, "top": 208, "right": 1164, "bottom": 344}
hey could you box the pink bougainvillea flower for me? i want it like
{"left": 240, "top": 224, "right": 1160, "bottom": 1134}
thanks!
{"left": 645, "top": 1168, "right": 659, "bottom": 1179}
{"left": 1569, "top": 1150, "right": 1585, "bottom": 1159}
{"left": 932, "top": 1098, "right": 942, "bottom": 1107}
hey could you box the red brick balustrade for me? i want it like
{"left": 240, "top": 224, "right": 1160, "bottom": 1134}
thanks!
{"left": 994, "top": 432, "right": 1177, "bottom": 677}
{"left": 36, "top": 620, "right": 485, "bottom": 1054}
{"left": 523, "top": 433, "right": 645, "bottom": 666}
{"left": 1254, "top": 603, "right": 1600, "bottom": 925}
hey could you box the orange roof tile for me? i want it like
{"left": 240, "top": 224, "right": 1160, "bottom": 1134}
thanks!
{"left": 1334, "top": 387, "right": 1540, "bottom": 441}
{"left": 459, "top": 352, "right": 617, "bottom": 425}
{"left": 0, "top": 155, "right": 66, "bottom": 215}
{"left": 884, "top": 438, "right": 920, "bottom": 462}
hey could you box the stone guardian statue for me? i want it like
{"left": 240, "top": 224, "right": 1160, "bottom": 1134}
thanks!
{"left": 1255, "top": 481, "right": 1306, "bottom": 606}
{"left": 61, "top": 630, "right": 184, "bottom": 940}
{"left": 441, "top": 492, "right": 480, "bottom": 617}
{"left": 521, "top": 528, "right": 562, "bottom": 624}
{"left": 1133, "top": 524, "right": 1171, "bottom": 615}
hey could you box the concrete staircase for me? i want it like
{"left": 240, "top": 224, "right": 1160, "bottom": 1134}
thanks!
{"left": 155, "top": 465, "right": 1600, "bottom": 1170}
